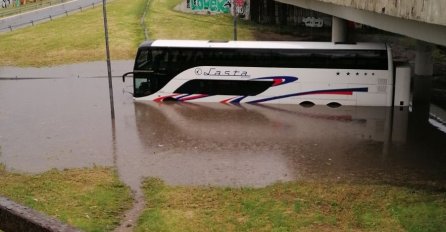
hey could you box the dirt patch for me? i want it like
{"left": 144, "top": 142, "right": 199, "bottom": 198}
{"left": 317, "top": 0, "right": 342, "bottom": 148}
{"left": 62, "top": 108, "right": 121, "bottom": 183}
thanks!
{"left": 114, "top": 190, "right": 146, "bottom": 232}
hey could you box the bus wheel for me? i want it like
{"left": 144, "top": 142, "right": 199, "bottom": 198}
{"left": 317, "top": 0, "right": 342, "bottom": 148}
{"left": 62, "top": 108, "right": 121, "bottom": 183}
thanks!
{"left": 327, "top": 102, "right": 342, "bottom": 108}
{"left": 299, "top": 101, "right": 315, "bottom": 107}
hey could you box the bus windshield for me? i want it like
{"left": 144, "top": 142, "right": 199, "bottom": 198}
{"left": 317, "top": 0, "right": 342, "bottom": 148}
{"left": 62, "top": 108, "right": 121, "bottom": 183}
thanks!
{"left": 135, "top": 50, "right": 152, "bottom": 70}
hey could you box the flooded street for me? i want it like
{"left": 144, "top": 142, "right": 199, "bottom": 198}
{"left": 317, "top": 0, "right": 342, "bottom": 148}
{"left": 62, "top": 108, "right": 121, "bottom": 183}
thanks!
{"left": 1, "top": 62, "right": 446, "bottom": 192}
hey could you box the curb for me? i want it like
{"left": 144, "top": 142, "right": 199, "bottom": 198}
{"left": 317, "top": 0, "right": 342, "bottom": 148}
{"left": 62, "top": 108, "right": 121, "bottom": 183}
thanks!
{"left": 0, "top": 196, "right": 81, "bottom": 232}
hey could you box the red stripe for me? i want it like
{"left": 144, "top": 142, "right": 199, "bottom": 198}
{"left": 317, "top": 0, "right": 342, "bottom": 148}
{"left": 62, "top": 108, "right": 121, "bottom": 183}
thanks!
{"left": 153, "top": 94, "right": 179, "bottom": 102}
{"left": 272, "top": 78, "right": 283, "bottom": 86}
{"left": 220, "top": 97, "right": 234, "bottom": 104}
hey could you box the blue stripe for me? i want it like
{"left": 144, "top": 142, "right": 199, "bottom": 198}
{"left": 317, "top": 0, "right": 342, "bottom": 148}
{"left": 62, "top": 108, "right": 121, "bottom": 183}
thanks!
{"left": 175, "top": 94, "right": 191, "bottom": 100}
{"left": 231, "top": 96, "right": 247, "bottom": 104}
{"left": 247, "top": 87, "right": 369, "bottom": 104}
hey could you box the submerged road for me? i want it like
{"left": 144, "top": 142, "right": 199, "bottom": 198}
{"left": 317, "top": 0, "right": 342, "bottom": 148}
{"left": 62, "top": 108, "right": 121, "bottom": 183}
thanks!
{"left": 1, "top": 62, "right": 446, "bottom": 191}
{"left": 1, "top": 62, "right": 446, "bottom": 231}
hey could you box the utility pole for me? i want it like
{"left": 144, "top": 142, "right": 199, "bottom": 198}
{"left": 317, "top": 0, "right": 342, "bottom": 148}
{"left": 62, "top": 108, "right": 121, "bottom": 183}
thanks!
{"left": 233, "top": 0, "right": 237, "bottom": 40}
{"left": 102, "top": 0, "right": 115, "bottom": 119}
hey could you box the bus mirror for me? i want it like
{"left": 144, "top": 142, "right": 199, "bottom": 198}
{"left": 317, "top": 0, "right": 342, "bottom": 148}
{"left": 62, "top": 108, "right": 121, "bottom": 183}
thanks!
{"left": 122, "top": 72, "right": 133, "bottom": 82}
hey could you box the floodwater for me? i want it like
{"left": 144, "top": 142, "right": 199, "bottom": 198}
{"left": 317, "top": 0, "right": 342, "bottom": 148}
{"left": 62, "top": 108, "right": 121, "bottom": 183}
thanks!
{"left": 1, "top": 62, "right": 446, "bottom": 193}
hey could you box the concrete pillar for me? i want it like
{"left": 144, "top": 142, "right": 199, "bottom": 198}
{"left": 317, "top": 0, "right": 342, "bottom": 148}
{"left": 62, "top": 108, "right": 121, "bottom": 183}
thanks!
{"left": 332, "top": 16, "right": 347, "bottom": 43}
{"left": 413, "top": 41, "right": 434, "bottom": 105}
{"left": 415, "top": 41, "right": 434, "bottom": 76}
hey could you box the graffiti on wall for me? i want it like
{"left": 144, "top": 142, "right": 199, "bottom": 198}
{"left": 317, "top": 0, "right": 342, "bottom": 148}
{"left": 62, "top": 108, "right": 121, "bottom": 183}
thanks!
{"left": 187, "top": 0, "right": 249, "bottom": 19}
{"left": 188, "top": 0, "right": 231, "bottom": 13}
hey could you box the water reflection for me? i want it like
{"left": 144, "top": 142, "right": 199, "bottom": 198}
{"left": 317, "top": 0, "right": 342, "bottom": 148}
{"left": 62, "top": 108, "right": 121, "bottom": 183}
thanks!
{"left": 0, "top": 76, "right": 445, "bottom": 191}
{"left": 129, "top": 102, "right": 419, "bottom": 187}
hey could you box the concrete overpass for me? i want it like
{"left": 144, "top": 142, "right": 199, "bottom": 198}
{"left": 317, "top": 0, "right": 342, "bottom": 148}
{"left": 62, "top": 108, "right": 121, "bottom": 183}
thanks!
{"left": 273, "top": 0, "right": 445, "bottom": 102}
{"left": 274, "top": 0, "right": 446, "bottom": 47}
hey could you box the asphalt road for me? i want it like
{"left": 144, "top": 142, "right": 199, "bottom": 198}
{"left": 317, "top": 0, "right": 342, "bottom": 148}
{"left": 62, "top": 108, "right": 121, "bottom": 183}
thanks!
{"left": 0, "top": 0, "right": 102, "bottom": 32}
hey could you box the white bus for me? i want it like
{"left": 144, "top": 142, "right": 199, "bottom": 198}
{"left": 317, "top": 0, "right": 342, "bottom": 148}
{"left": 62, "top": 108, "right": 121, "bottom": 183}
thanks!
{"left": 123, "top": 40, "right": 410, "bottom": 107}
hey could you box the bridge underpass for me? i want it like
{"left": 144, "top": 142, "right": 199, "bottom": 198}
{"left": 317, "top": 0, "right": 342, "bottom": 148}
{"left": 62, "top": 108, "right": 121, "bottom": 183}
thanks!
{"left": 271, "top": 0, "right": 446, "bottom": 105}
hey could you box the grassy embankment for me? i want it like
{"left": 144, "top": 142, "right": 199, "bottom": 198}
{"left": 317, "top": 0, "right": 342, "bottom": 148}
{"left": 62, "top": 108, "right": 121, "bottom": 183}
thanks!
{"left": 145, "top": 0, "right": 259, "bottom": 40}
{"left": 0, "top": 0, "right": 297, "bottom": 67}
{"left": 145, "top": 0, "right": 321, "bottom": 41}
{"left": 0, "top": 165, "right": 132, "bottom": 231}
{"left": 0, "top": 0, "right": 146, "bottom": 66}
{"left": 136, "top": 178, "right": 446, "bottom": 232}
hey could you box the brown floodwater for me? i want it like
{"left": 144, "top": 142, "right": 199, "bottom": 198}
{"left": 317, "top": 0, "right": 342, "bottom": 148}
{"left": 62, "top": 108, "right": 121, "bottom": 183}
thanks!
{"left": 1, "top": 62, "right": 446, "bottom": 192}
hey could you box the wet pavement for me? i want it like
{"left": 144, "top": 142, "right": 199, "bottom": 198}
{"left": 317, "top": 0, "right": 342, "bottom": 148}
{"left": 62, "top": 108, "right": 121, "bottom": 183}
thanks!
{"left": 1, "top": 62, "right": 446, "bottom": 193}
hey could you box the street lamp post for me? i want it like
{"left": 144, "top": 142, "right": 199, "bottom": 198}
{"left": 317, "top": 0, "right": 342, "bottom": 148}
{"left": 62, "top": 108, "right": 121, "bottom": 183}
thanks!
{"left": 233, "top": 0, "right": 237, "bottom": 40}
{"left": 102, "top": 0, "right": 115, "bottom": 119}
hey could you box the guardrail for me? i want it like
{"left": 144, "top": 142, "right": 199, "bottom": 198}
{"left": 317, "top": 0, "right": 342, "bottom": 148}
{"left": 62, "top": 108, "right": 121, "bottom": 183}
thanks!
{"left": 0, "top": 196, "right": 81, "bottom": 232}
{"left": 0, "top": 0, "right": 103, "bottom": 33}
{"left": 0, "top": 0, "right": 71, "bottom": 18}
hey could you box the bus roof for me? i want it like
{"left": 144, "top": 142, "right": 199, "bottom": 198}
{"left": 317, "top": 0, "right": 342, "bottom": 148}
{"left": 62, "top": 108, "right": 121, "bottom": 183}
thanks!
{"left": 140, "top": 40, "right": 387, "bottom": 50}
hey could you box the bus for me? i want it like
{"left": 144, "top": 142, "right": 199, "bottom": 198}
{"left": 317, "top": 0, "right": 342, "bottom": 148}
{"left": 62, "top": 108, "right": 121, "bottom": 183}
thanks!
{"left": 122, "top": 40, "right": 410, "bottom": 107}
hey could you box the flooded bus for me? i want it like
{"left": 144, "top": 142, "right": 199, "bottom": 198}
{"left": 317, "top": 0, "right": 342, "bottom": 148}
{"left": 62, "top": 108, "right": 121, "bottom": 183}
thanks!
{"left": 123, "top": 40, "right": 410, "bottom": 107}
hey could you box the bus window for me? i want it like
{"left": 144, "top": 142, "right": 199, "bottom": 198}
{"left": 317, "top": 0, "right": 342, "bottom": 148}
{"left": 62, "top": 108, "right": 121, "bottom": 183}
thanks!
{"left": 194, "top": 50, "right": 204, "bottom": 64}
{"left": 135, "top": 49, "right": 151, "bottom": 70}
{"left": 356, "top": 50, "right": 388, "bottom": 70}
{"left": 328, "top": 51, "right": 357, "bottom": 69}
{"left": 134, "top": 77, "right": 150, "bottom": 97}
{"left": 174, "top": 79, "right": 274, "bottom": 96}
{"left": 152, "top": 49, "right": 169, "bottom": 72}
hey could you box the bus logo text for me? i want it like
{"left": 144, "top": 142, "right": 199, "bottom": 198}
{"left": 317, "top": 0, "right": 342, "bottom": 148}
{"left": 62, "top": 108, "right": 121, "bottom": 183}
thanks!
{"left": 195, "top": 68, "right": 250, "bottom": 77}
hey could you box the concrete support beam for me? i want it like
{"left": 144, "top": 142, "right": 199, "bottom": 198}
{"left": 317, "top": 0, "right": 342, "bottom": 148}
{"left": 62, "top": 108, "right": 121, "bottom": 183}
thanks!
{"left": 332, "top": 16, "right": 347, "bottom": 42}
{"left": 274, "top": 0, "right": 446, "bottom": 46}
{"left": 304, "top": 0, "right": 446, "bottom": 27}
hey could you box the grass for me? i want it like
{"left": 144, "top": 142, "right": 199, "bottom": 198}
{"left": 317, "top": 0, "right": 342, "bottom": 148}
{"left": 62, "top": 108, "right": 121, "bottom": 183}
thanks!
{"left": 136, "top": 178, "right": 446, "bottom": 232}
{"left": 145, "top": 0, "right": 308, "bottom": 41}
{"left": 145, "top": 0, "right": 257, "bottom": 40}
{"left": 0, "top": 0, "right": 146, "bottom": 66}
{"left": 0, "top": 0, "right": 300, "bottom": 67}
{"left": 0, "top": 164, "right": 133, "bottom": 231}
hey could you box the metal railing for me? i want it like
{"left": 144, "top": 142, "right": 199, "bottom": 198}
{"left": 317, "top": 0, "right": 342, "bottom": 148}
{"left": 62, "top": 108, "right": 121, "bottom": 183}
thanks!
{"left": 0, "top": 0, "right": 71, "bottom": 18}
{"left": 0, "top": 0, "right": 103, "bottom": 32}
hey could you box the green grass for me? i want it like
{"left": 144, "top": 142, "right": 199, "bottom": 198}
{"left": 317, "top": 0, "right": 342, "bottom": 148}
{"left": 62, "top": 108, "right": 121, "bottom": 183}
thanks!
{"left": 136, "top": 178, "right": 446, "bottom": 232}
{"left": 145, "top": 0, "right": 256, "bottom": 40}
{"left": 0, "top": 0, "right": 146, "bottom": 66}
{"left": 0, "top": 0, "right": 299, "bottom": 67}
{"left": 0, "top": 164, "right": 133, "bottom": 231}
{"left": 145, "top": 0, "right": 304, "bottom": 41}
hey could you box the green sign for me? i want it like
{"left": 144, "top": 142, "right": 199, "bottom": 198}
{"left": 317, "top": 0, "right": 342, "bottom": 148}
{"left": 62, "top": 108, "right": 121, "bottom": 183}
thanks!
{"left": 189, "top": 0, "right": 230, "bottom": 13}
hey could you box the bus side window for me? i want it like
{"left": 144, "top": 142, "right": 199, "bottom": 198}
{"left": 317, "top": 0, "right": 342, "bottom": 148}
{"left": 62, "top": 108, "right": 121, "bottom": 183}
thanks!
{"left": 168, "top": 50, "right": 180, "bottom": 72}
{"left": 182, "top": 50, "right": 194, "bottom": 67}
{"left": 194, "top": 50, "right": 204, "bottom": 64}
{"left": 152, "top": 50, "right": 168, "bottom": 72}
